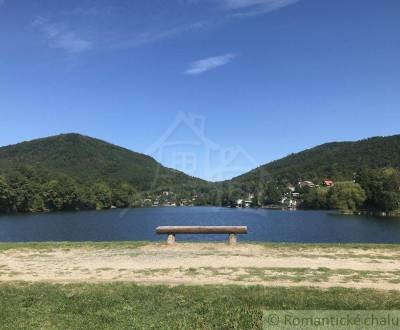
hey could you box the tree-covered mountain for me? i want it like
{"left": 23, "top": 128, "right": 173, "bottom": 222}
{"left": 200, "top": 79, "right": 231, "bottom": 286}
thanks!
{"left": 1, "top": 133, "right": 400, "bottom": 214}
{"left": 0, "top": 133, "right": 205, "bottom": 191}
{"left": 231, "top": 134, "right": 400, "bottom": 187}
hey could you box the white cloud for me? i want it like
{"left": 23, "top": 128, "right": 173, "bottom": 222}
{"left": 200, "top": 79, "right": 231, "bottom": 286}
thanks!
{"left": 104, "top": 0, "right": 300, "bottom": 48}
{"left": 32, "top": 17, "right": 92, "bottom": 53}
{"left": 218, "top": 0, "right": 300, "bottom": 17}
{"left": 220, "top": 0, "right": 297, "bottom": 9}
{"left": 28, "top": 0, "right": 300, "bottom": 52}
{"left": 63, "top": 4, "right": 117, "bottom": 17}
{"left": 185, "top": 53, "right": 237, "bottom": 75}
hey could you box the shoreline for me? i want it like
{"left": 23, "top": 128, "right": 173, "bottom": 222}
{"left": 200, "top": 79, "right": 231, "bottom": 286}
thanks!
{"left": 1, "top": 240, "right": 400, "bottom": 249}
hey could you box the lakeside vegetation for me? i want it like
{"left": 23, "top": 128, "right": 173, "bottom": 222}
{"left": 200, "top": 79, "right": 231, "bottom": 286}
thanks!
{"left": 1, "top": 283, "right": 400, "bottom": 329}
{"left": 0, "top": 133, "right": 399, "bottom": 215}
{"left": 300, "top": 168, "right": 400, "bottom": 215}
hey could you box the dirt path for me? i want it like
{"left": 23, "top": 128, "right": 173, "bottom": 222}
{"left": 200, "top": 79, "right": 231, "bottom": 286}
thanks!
{"left": 1, "top": 243, "right": 400, "bottom": 290}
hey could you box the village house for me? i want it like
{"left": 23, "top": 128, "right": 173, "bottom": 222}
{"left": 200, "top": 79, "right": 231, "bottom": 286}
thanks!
{"left": 281, "top": 196, "right": 297, "bottom": 209}
{"left": 323, "top": 180, "right": 334, "bottom": 187}
{"left": 287, "top": 184, "right": 296, "bottom": 192}
{"left": 298, "top": 180, "right": 315, "bottom": 188}
{"left": 244, "top": 200, "right": 252, "bottom": 208}
{"left": 236, "top": 199, "right": 253, "bottom": 208}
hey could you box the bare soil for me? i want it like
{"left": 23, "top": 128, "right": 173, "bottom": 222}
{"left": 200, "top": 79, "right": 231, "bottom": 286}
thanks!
{"left": 1, "top": 243, "right": 400, "bottom": 290}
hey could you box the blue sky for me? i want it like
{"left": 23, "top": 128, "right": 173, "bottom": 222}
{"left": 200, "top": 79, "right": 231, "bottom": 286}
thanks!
{"left": 1, "top": 0, "right": 400, "bottom": 180}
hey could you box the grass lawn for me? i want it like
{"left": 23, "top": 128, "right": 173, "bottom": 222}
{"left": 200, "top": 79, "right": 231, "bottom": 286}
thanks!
{"left": 0, "top": 283, "right": 400, "bottom": 329}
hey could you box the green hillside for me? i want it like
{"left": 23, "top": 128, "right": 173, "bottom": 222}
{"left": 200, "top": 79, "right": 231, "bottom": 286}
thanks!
{"left": 1, "top": 133, "right": 400, "bottom": 214}
{"left": 231, "top": 135, "right": 400, "bottom": 185}
{"left": 0, "top": 133, "right": 204, "bottom": 191}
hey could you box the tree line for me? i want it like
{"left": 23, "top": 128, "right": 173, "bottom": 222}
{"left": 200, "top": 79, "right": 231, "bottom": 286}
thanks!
{"left": 1, "top": 166, "right": 399, "bottom": 215}
{"left": 0, "top": 167, "right": 140, "bottom": 213}
{"left": 301, "top": 168, "right": 400, "bottom": 214}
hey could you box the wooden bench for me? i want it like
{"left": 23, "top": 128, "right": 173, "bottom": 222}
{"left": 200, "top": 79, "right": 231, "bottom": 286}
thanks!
{"left": 156, "top": 226, "right": 248, "bottom": 245}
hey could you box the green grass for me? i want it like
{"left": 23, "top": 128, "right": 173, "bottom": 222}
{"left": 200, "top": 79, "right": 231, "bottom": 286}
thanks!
{"left": 0, "top": 242, "right": 399, "bottom": 328}
{"left": 0, "top": 283, "right": 400, "bottom": 329}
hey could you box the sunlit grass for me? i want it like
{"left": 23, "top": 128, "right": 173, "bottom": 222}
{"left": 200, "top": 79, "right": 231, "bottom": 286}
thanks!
{"left": 0, "top": 283, "right": 400, "bottom": 329}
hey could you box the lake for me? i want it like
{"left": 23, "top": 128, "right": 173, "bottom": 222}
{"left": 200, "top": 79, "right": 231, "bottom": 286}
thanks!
{"left": 0, "top": 207, "right": 400, "bottom": 243}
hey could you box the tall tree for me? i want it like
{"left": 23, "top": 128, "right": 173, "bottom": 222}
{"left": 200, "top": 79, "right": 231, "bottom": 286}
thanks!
{"left": 43, "top": 176, "right": 80, "bottom": 211}
{"left": 93, "top": 182, "right": 112, "bottom": 210}
{"left": 357, "top": 168, "right": 400, "bottom": 212}
{"left": 0, "top": 176, "right": 12, "bottom": 213}
{"left": 111, "top": 183, "right": 137, "bottom": 208}
{"left": 261, "top": 182, "right": 282, "bottom": 205}
{"left": 327, "top": 182, "right": 366, "bottom": 212}
{"left": 302, "top": 188, "right": 329, "bottom": 209}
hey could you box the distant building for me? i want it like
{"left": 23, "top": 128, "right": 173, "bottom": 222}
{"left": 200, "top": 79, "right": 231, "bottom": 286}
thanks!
{"left": 323, "top": 180, "right": 334, "bottom": 187}
{"left": 298, "top": 180, "right": 315, "bottom": 188}
{"left": 236, "top": 199, "right": 253, "bottom": 208}
{"left": 281, "top": 196, "right": 297, "bottom": 209}
{"left": 244, "top": 200, "right": 252, "bottom": 208}
{"left": 287, "top": 184, "right": 296, "bottom": 192}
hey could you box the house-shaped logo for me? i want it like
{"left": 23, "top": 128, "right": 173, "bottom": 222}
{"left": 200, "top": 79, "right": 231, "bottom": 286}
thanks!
{"left": 147, "top": 112, "right": 258, "bottom": 181}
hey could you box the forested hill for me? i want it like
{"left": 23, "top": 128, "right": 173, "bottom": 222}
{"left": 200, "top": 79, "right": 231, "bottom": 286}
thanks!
{"left": 2, "top": 133, "right": 400, "bottom": 190}
{"left": 0, "top": 133, "right": 204, "bottom": 191}
{"left": 231, "top": 134, "right": 400, "bottom": 185}
{"left": 1, "top": 133, "right": 400, "bottom": 213}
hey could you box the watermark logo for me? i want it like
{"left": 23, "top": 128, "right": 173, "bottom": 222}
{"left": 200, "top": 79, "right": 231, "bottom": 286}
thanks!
{"left": 119, "top": 111, "right": 261, "bottom": 217}
{"left": 146, "top": 112, "right": 258, "bottom": 182}
{"left": 263, "top": 310, "right": 400, "bottom": 329}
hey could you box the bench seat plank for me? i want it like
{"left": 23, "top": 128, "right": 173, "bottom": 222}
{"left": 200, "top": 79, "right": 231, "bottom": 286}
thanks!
{"left": 156, "top": 226, "right": 247, "bottom": 235}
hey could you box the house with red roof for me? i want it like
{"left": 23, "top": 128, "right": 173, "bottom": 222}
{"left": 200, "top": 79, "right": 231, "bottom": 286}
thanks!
{"left": 323, "top": 180, "right": 334, "bottom": 187}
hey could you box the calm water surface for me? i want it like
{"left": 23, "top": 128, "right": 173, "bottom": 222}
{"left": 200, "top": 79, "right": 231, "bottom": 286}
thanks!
{"left": 0, "top": 207, "right": 400, "bottom": 243}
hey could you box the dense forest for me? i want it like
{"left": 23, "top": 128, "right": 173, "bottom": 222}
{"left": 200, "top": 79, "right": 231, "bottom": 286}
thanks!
{"left": 0, "top": 133, "right": 206, "bottom": 191}
{"left": 0, "top": 134, "right": 210, "bottom": 213}
{"left": 0, "top": 133, "right": 399, "bottom": 215}
{"left": 231, "top": 134, "right": 400, "bottom": 187}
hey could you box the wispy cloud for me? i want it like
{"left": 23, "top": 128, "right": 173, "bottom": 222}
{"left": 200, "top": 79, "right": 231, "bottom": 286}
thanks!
{"left": 219, "top": 0, "right": 300, "bottom": 17}
{"left": 28, "top": 0, "right": 300, "bottom": 52}
{"left": 0, "top": 0, "right": 5, "bottom": 6}
{"left": 220, "top": 0, "right": 292, "bottom": 9}
{"left": 185, "top": 53, "right": 237, "bottom": 75}
{"left": 62, "top": 4, "right": 117, "bottom": 17}
{"left": 119, "top": 20, "right": 210, "bottom": 48}
{"left": 32, "top": 17, "right": 93, "bottom": 53}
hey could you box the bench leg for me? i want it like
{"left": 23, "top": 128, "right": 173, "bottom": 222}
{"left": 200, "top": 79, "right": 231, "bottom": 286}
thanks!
{"left": 167, "top": 234, "right": 176, "bottom": 245}
{"left": 228, "top": 234, "right": 237, "bottom": 245}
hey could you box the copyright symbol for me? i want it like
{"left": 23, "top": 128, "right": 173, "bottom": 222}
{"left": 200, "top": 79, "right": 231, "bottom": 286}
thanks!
{"left": 267, "top": 314, "right": 279, "bottom": 326}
